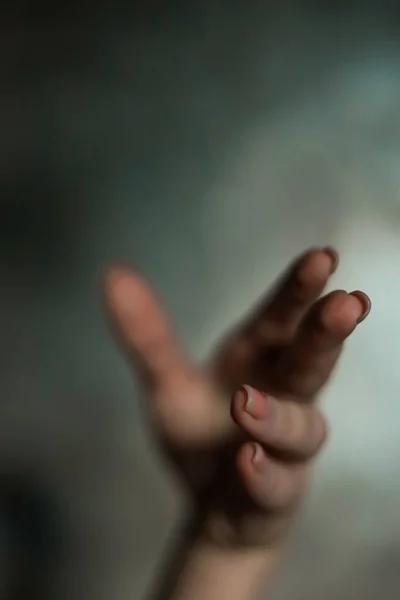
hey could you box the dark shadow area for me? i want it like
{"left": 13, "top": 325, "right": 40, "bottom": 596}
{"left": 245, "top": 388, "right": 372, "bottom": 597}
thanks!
{"left": 0, "top": 168, "right": 81, "bottom": 286}
{"left": 2, "top": 0, "right": 400, "bottom": 25}
{"left": 0, "top": 474, "right": 65, "bottom": 600}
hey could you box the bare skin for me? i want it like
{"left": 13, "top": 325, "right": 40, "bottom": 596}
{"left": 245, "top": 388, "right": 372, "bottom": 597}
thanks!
{"left": 102, "top": 247, "right": 370, "bottom": 598}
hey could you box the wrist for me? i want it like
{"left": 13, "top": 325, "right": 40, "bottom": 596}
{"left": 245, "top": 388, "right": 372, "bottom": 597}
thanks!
{"left": 156, "top": 511, "right": 282, "bottom": 600}
{"left": 181, "top": 536, "right": 281, "bottom": 600}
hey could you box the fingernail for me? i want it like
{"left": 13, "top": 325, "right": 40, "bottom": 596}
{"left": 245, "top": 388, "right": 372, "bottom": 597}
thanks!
{"left": 322, "top": 246, "right": 339, "bottom": 274}
{"left": 242, "top": 384, "right": 268, "bottom": 419}
{"left": 349, "top": 290, "right": 371, "bottom": 323}
{"left": 251, "top": 443, "right": 265, "bottom": 471}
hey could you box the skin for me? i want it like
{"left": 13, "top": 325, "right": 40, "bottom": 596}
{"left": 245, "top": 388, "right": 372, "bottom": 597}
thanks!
{"left": 102, "top": 247, "right": 371, "bottom": 599}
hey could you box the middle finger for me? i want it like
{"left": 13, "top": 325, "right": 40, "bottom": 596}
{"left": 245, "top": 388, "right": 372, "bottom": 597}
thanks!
{"left": 272, "top": 289, "right": 370, "bottom": 400}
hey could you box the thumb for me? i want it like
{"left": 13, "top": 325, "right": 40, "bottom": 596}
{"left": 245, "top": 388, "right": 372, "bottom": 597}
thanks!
{"left": 102, "top": 266, "right": 190, "bottom": 392}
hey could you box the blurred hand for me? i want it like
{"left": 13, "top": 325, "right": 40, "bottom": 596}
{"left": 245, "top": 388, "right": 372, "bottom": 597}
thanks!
{"left": 103, "top": 248, "right": 370, "bottom": 551}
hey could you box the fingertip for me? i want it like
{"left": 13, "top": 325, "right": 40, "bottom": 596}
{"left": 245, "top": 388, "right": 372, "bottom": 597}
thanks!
{"left": 296, "top": 248, "right": 333, "bottom": 290}
{"left": 318, "top": 290, "right": 358, "bottom": 334}
{"left": 349, "top": 290, "right": 371, "bottom": 324}
{"left": 319, "top": 289, "right": 371, "bottom": 334}
{"left": 102, "top": 263, "right": 135, "bottom": 291}
{"left": 231, "top": 386, "right": 247, "bottom": 417}
{"left": 231, "top": 385, "right": 249, "bottom": 428}
{"left": 102, "top": 264, "right": 129, "bottom": 302}
{"left": 236, "top": 441, "right": 266, "bottom": 483}
{"left": 102, "top": 265, "right": 152, "bottom": 318}
{"left": 322, "top": 246, "right": 339, "bottom": 274}
{"left": 231, "top": 385, "right": 268, "bottom": 427}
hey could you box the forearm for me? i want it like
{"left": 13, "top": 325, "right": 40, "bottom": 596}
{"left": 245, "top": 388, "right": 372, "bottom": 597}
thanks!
{"left": 149, "top": 516, "right": 282, "bottom": 600}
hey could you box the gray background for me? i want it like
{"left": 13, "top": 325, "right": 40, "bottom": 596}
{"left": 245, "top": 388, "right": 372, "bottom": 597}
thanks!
{"left": 1, "top": 1, "right": 400, "bottom": 598}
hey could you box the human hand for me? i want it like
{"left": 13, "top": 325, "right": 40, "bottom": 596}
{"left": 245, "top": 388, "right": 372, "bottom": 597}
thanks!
{"left": 103, "top": 248, "right": 370, "bottom": 554}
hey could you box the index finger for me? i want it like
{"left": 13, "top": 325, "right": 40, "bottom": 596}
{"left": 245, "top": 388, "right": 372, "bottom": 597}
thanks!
{"left": 244, "top": 247, "right": 338, "bottom": 344}
{"left": 274, "top": 289, "right": 371, "bottom": 400}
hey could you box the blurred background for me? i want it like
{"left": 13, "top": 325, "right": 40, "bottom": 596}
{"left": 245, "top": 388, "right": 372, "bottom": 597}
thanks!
{"left": 0, "top": 0, "right": 400, "bottom": 598}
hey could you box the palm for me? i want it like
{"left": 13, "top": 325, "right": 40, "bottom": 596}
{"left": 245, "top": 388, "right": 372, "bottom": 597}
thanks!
{"left": 103, "top": 248, "right": 369, "bottom": 545}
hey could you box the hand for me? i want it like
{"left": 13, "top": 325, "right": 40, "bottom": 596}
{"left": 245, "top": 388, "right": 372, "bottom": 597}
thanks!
{"left": 103, "top": 248, "right": 370, "bottom": 553}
